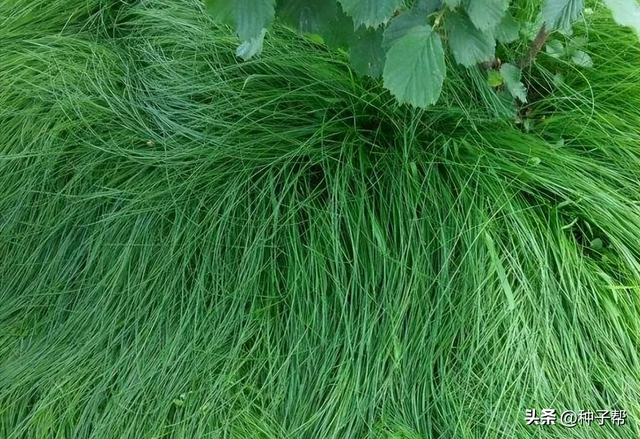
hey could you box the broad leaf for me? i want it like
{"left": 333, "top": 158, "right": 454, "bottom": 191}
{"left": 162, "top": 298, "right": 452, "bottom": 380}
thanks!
{"left": 500, "top": 62, "right": 527, "bottom": 102}
{"left": 495, "top": 12, "right": 519, "bottom": 43}
{"left": 206, "top": 0, "right": 234, "bottom": 24}
{"left": 236, "top": 29, "right": 267, "bottom": 61}
{"left": 382, "top": 8, "right": 430, "bottom": 50}
{"left": 383, "top": 25, "right": 446, "bottom": 107}
{"left": 521, "top": 15, "right": 544, "bottom": 41}
{"left": 350, "top": 26, "right": 386, "bottom": 77}
{"left": 545, "top": 39, "right": 565, "bottom": 57}
{"left": 590, "top": 238, "right": 604, "bottom": 250}
{"left": 443, "top": 0, "right": 461, "bottom": 9}
{"left": 322, "top": 4, "right": 356, "bottom": 48}
{"left": 206, "top": 0, "right": 276, "bottom": 41}
{"left": 235, "top": 0, "right": 276, "bottom": 40}
{"left": 277, "top": 0, "right": 338, "bottom": 34}
{"left": 414, "top": 0, "right": 443, "bottom": 15}
{"left": 571, "top": 50, "right": 593, "bottom": 68}
{"left": 542, "top": 0, "right": 584, "bottom": 31}
{"left": 496, "top": 89, "right": 517, "bottom": 117}
{"left": 446, "top": 12, "right": 496, "bottom": 67}
{"left": 338, "top": 0, "right": 403, "bottom": 28}
{"left": 602, "top": 0, "right": 640, "bottom": 39}
{"left": 464, "top": 0, "right": 506, "bottom": 32}
{"left": 383, "top": 0, "right": 441, "bottom": 50}
{"left": 487, "top": 70, "right": 503, "bottom": 87}
{"left": 277, "top": 0, "right": 355, "bottom": 49}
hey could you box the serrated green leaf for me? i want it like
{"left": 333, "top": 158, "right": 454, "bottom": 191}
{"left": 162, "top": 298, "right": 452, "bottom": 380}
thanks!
{"left": 487, "top": 70, "right": 503, "bottom": 87}
{"left": 205, "top": 0, "right": 234, "bottom": 24}
{"left": 236, "top": 28, "right": 267, "bottom": 60}
{"left": 382, "top": 8, "right": 430, "bottom": 50}
{"left": 500, "top": 62, "right": 527, "bottom": 102}
{"left": 206, "top": 0, "right": 276, "bottom": 41}
{"left": 495, "top": 12, "right": 519, "bottom": 43}
{"left": 464, "top": 0, "right": 506, "bottom": 32}
{"left": 446, "top": 12, "right": 496, "bottom": 67}
{"left": 414, "top": 0, "right": 443, "bottom": 15}
{"left": 571, "top": 50, "right": 593, "bottom": 68}
{"left": 236, "top": 0, "right": 276, "bottom": 40}
{"left": 276, "top": 0, "right": 338, "bottom": 34}
{"left": 322, "top": 4, "right": 356, "bottom": 49}
{"left": 382, "top": 0, "right": 440, "bottom": 50}
{"left": 338, "top": 0, "right": 403, "bottom": 28}
{"left": 590, "top": 238, "right": 603, "bottom": 250}
{"left": 571, "top": 36, "right": 588, "bottom": 47}
{"left": 383, "top": 25, "right": 446, "bottom": 107}
{"left": 545, "top": 39, "right": 565, "bottom": 57}
{"left": 602, "top": 0, "right": 640, "bottom": 39}
{"left": 542, "top": 0, "right": 584, "bottom": 31}
{"left": 443, "top": 0, "right": 461, "bottom": 9}
{"left": 277, "top": 0, "right": 355, "bottom": 49}
{"left": 350, "top": 26, "right": 386, "bottom": 77}
{"left": 521, "top": 17, "right": 544, "bottom": 41}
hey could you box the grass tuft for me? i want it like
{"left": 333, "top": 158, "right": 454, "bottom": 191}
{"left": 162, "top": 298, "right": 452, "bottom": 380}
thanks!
{"left": 1, "top": 1, "right": 638, "bottom": 438}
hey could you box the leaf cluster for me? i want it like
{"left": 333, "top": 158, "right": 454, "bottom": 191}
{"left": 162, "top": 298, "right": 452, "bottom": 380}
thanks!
{"left": 206, "top": 0, "right": 640, "bottom": 108}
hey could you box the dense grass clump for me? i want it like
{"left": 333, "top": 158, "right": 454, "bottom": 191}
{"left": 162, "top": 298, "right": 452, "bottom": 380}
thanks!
{"left": 0, "top": 1, "right": 638, "bottom": 438}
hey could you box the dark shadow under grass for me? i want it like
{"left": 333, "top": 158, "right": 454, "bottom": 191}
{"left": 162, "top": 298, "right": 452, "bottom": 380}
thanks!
{"left": 0, "top": 1, "right": 638, "bottom": 438}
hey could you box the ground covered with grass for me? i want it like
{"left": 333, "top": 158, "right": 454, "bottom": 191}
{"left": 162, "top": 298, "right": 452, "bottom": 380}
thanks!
{"left": 1, "top": 1, "right": 638, "bottom": 438}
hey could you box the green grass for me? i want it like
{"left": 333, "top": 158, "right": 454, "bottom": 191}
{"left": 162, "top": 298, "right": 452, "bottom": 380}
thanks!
{"left": 0, "top": 1, "right": 638, "bottom": 438}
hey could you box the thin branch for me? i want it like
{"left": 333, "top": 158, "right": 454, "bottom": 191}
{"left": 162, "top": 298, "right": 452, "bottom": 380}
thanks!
{"left": 519, "top": 24, "right": 551, "bottom": 69}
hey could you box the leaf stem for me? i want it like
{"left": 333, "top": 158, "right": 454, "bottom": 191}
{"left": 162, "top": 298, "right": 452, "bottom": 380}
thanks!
{"left": 519, "top": 24, "right": 551, "bottom": 69}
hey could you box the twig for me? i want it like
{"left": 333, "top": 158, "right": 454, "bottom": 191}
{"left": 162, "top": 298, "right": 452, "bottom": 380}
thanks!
{"left": 519, "top": 24, "right": 551, "bottom": 69}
